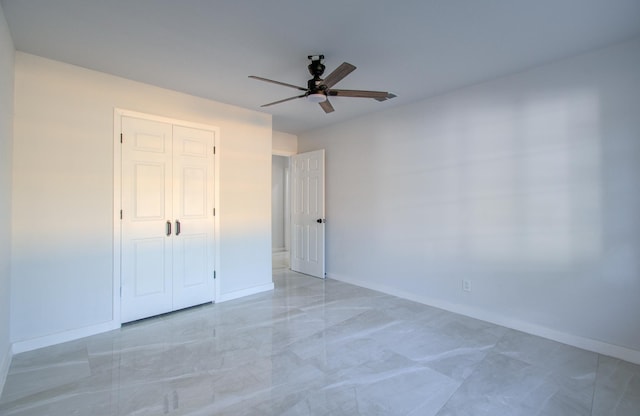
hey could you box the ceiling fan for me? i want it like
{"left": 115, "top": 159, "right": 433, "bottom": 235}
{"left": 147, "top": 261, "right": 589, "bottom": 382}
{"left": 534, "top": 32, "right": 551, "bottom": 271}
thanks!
{"left": 249, "top": 55, "right": 396, "bottom": 113}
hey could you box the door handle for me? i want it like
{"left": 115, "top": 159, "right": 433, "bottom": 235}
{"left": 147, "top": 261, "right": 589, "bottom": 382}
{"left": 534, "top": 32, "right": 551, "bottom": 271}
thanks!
{"left": 316, "top": 218, "right": 325, "bottom": 224}
{"left": 175, "top": 220, "right": 181, "bottom": 236}
{"left": 166, "top": 220, "right": 172, "bottom": 236}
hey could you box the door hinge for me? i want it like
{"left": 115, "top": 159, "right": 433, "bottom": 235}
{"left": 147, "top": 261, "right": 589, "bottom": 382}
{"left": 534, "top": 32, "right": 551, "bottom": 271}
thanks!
{"left": 213, "top": 270, "right": 216, "bottom": 280}
{"left": 120, "top": 210, "right": 123, "bottom": 220}
{"left": 120, "top": 285, "right": 122, "bottom": 297}
{"left": 213, "top": 208, "right": 216, "bottom": 216}
{"left": 120, "top": 133, "right": 123, "bottom": 143}
{"left": 213, "top": 146, "right": 216, "bottom": 155}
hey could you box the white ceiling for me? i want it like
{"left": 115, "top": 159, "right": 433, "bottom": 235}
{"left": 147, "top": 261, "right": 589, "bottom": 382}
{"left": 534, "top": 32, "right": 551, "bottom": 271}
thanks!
{"left": 2, "top": 0, "right": 640, "bottom": 134}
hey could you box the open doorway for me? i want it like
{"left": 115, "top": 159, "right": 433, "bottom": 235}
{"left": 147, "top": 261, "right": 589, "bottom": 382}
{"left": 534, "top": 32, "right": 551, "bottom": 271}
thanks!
{"left": 272, "top": 155, "right": 290, "bottom": 269}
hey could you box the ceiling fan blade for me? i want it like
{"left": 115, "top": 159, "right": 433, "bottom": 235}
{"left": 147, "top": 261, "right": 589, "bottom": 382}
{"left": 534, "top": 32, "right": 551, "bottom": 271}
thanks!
{"left": 321, "top": 62, "right": 356, "bottom": 89}
{"left": 374, "top": 93, "right": 397, "bottom": 102}
{"left": 319, "top": 99, "right": 334, "bottom": 113}
{"left": 261, "top": 94, "right": 306, "bottom": 107}
{"left": 249, "top": 76, "right": 307, "bottom": 91}
{"left": 329, "top": 89, "right": 396, "bottom": 100}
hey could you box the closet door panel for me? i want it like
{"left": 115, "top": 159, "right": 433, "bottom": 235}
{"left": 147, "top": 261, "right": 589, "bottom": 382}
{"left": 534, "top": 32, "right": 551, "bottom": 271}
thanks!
{"left": 121, "top": 116, "right": 173, "bottom": 322}
{"left": 172, "top": 125, "right": 216, "bottom": 310}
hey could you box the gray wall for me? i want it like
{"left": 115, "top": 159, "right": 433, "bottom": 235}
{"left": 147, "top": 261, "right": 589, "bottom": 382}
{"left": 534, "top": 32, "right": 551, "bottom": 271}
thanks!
{"left": 299, "top": 38, "right": 640, "bottom": 358}
{"left": 0, "top": 3, "right": 14, "bottom": 385}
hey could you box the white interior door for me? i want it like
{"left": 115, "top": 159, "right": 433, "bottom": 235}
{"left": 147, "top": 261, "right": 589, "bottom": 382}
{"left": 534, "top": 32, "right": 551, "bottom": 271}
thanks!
{"left": 121, "top": 116, "right": 174, "bottom": 322}
{"left": 291, "top": 149, "right": 325, "bottom": 278}
{"left": 120, "top": 116, "right": 216, "bottom": 323}
{"left": 172, "top": 125, "right": 216, "bottom": 310}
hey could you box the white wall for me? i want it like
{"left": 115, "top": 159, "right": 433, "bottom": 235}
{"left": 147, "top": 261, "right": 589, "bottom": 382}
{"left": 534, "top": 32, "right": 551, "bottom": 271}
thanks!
{"left": 299, "top": 38, "right": 640, "bottom": 360}
{"left": 272, "top": 155, "right": 288, "bottom": 251}
{"left": 11, "top": 53, "right": 272, "bottom": 345}
{"left": 272, "top": 130, "right": 297, "bottom": 156}
{"left": 0, "top": 3, "right": 14, "bottom": 389}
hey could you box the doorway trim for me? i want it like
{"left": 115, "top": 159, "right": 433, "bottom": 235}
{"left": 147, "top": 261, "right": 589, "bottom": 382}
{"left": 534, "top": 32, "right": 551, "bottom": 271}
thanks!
{"left": 272, "top": 149, "right": 296, "bottom": 270}
{"left": 113, "top": 108, "right": 220, "bottom": 324}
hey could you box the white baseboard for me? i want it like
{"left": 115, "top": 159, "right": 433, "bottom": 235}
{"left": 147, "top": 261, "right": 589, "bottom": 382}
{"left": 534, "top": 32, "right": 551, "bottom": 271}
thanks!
{"left": 11, "top": 320, "right": 121, "bottom": 355}
{"left": 9, "top": 282, "right": 274, "bottom": 355}
{"left": 0, "top": 343, "right": 11, "bottom": 396}
{"left": 217, "top": 282, "right": 275, "bottom": 303}
{"left": 327, "top": 273, "right": 640, "bottom": 365}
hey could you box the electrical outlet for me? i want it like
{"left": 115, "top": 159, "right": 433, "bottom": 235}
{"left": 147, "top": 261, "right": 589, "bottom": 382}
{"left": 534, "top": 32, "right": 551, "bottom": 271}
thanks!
{"left": 462, "top": 279, "right": 472, "bottom": 292}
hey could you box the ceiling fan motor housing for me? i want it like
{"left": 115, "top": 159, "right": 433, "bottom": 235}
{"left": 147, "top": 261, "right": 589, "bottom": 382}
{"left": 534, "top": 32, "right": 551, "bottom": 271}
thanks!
{"left": 307, "top": 78, "right": 326, "bottom": 94}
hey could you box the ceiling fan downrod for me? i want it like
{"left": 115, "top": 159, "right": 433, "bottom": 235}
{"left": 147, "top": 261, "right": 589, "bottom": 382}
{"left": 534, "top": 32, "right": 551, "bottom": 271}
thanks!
{"left": 307, "top": 55, "right": 327, "bottom": 96}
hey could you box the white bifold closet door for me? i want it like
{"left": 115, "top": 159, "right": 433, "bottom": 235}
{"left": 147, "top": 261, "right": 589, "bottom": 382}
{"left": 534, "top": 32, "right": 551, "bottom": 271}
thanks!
{"left": 120, "top": 116, "right": 215, "bottom": 323}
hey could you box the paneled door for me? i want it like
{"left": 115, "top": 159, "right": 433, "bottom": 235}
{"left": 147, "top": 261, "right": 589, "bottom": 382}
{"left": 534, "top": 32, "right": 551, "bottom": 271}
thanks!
{"left": 291, "top": 150, "right": 325, "bottom": 278}
{"left": 120, "top": 116, "right": 215, "bottom": 322}
{"left": 171, "top": 125, "right": 216, "bottom": 311}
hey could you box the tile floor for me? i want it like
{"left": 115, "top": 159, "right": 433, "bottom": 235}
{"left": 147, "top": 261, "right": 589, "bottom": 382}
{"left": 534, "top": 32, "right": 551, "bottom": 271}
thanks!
{"left": 1, "top": 269, "right": 639, "bottom": 415}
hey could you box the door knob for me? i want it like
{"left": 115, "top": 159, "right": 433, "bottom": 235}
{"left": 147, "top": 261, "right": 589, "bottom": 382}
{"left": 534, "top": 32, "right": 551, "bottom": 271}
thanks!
{"left": 316, "top": 218, "right": 325, "bottom": 224}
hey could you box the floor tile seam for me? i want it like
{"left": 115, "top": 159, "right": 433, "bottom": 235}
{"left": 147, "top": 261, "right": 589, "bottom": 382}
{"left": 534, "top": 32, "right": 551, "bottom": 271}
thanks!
{"left": 589, "top": 354, "right": 600, "bottom": 416}
{"left": 319, "top": 364, "right": 444, "bottom": 392}
{"left": 488, "top": 327, "right": 513, "bottom": 359}
{"left": 445, "top": 344, "right": 505, "bottom": 387}
{"left": 419, "top": 341, "right": 499, "bottom": 382}
{"left": 423, "top": 372, "right": 465, "bottom": 415}
{"left": 490, "top": 349, "right": 548, "bottom": 372}
{"left": 490, "top": 348, "right": 600, "bottom": 402}
{"left": 492, "top": 346, "right": 600, "bottom": 384}
{"left": 604, "top": 365, "right": 635, "bottom": 413}
{"left": 314, "top": 342, "right": 436, "bottom": 377}
{"left": 433, "top": 354, "right": 556, "bottom": 416}
{"left": 521, "top": 371, "right": 575, "bottom": 414}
